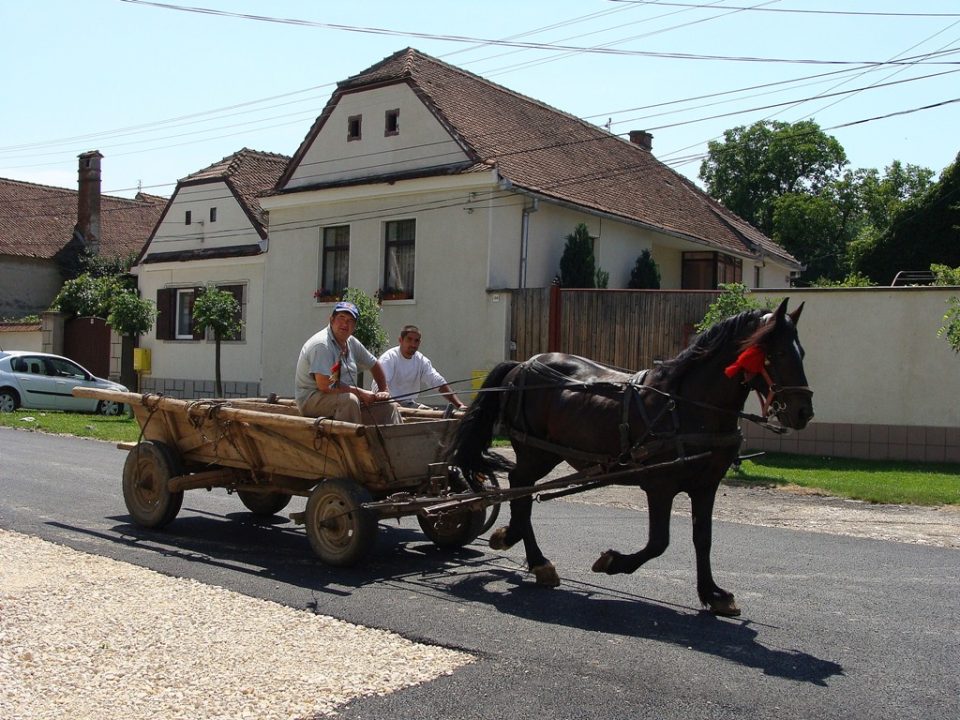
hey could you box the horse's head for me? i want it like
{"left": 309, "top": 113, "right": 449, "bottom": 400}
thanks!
{"left": 740, "top": 298, "right": 814, "bottom": 430}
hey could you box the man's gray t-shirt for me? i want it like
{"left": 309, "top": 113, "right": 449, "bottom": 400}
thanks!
{"left": 294, "top": 326, "right": 377, "bottom": 406}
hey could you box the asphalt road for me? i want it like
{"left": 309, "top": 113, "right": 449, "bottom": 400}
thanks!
{"left": 2, "top": 427, "right": 958, "bottom": 720}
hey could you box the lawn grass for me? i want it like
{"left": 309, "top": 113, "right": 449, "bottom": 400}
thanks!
{"left": 0, "top": 409, "right": 142, "bottom": 443}
{"left": 731, "top": 452, "right": 960, "bottom": 507}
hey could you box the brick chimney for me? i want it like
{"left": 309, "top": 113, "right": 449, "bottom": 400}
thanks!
{"left": 77, "top": 150, "right": 103, "bottom": 255}
{"left": 628, "top": 130, "right": 653, "bottom": 151}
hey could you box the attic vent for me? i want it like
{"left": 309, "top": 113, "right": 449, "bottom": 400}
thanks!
{"left": 348, "top": 114, "right": 362, "bottom": 141}
{"left": 385, "top": 108, "right": 399, "bottom": 136}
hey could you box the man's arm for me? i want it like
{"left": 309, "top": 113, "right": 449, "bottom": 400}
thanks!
{"left": 438, "top": 383, "right": 465, "bottom": 409}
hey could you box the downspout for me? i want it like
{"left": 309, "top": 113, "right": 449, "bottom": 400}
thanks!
{"left": 518, "top": 198, "right": 539, "bottom": 288}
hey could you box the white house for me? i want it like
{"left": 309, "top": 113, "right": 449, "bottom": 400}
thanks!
{"left": 135, "top": 148, "right": 289, "bottom": 397}
{"left": 258, "top": 48, "right": 801, "bottom": 400}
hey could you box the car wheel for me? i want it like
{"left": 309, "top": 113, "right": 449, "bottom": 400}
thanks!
{"left": 0, "top": 388, "right": 20, "bottom": 412}
{"left": 98, "top": 400, "right": 124, "bottom": 416}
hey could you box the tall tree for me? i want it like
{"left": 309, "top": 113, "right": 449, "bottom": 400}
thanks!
{"left": 849, "top": 153, "right": 960, "bottom": 284}
{"left": 700, "top": 120, "right": 847, "bottom": 235}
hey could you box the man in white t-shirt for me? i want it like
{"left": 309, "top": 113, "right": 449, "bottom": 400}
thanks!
{"left": 373, "top": 325, "right": 465, "bottom": 410}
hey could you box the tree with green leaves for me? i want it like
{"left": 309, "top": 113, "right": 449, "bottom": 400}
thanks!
{"left": 342, "top": 287, "right": 387, "bottom": 357}
{"left": 933, "top": 264, "right": 960, "bottom": 354}
{"left": 700, "top": 120, "right": 847, "bottom": 235}
{"left": 192, "top": 286, "right": 243, "bottom": 397}
{"left": 559, "top": 223, "right": 596, "bottom": 288}
{"left": 628, "top": 249, "right": 661, "bottom": 289}
{"left": 849, "top": 153, "right": 960, "bottom": 284}
{"left": 695, "top": 283, "right": 780, "bottom": 334}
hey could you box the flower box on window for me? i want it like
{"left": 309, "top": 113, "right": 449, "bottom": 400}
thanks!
{"left": 379, "top": 288, "right": 413, "bottom": 301}
{"left": 313, "top": 289, "right": 340, "bottom": 303}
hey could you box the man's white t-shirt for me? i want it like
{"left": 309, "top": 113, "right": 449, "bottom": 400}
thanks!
{"left": 373, "top": 346, "right": 447, "bottom": 405}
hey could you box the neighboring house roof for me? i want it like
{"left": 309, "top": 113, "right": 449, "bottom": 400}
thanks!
{"left": 0, "top": 177, "right": 164, "bottom": 260}
{"left": 279, "top": 48, "right": 798, "bottom": 268}
{"left": 179, "top": 147, "right": 290, "bottom": 236}
{"left": 139, "top": 148, "right": 289, "bottom": 265}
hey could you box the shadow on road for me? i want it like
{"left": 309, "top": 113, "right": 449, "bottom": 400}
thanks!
{"left": 48, "top": 509, "right": 843, "bottom": 687}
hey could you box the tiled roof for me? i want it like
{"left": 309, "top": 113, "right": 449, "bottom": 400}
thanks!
{"left": 180, "top": 148, "right": 289, "bottom": 233}
{"left": 0, "top": 177, "right": 164, "bottom": 260}
{"left": 295, "top": 48, "right": 798, "bottom": 267}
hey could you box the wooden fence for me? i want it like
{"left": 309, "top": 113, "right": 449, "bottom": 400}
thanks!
{"left": 510, "top": 287, "right": 721, "bottom": 371}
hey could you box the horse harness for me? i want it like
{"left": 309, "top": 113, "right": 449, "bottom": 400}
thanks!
{"left": 503, "top": 359, "right": 742, "bottom": 475}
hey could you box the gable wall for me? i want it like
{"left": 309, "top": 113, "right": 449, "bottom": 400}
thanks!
{"left": 285, "top": 84, "right": 470, "bottom": 190}
{"left": 146, "top": 181, "right": 259, "bottom": 256}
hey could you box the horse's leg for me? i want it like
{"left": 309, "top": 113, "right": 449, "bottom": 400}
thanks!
{"left": 489, "top": 450, "right": 561, "bottom": 587}
{"left": 592, "top": 487, "right": 675, "bottom": 575}
{"left": 689, "top": 484, "right": 740, "bottom": 617}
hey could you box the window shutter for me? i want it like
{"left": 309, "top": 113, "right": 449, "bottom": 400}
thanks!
{"left": 156, "top": 288, "right": 175, "bottom": 340}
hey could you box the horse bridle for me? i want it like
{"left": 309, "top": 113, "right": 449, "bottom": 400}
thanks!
{"left": 745, "top": 348, "right": 813, "bottom": 420}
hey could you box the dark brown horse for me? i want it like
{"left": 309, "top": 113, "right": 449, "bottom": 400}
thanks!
{"left": 447, "top": 299, "right": 813, "bottom": 616}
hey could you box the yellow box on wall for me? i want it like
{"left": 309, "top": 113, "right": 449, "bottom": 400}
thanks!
{"left": 133, "top": 347, "right": 151, "bottom": 373}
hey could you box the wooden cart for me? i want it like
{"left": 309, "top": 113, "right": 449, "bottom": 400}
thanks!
{"left": 73, "top": 388, "right": 494, "bottom": 567}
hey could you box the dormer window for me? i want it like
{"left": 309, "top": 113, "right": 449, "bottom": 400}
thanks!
{"left": 385, "top": 109, "right": 399, "bottom": 136}
{"left": 185, "top": 210, "right": 192, "bottom": 226}
{"left": 347, "top": 114, "right": 362, "bottom": 141}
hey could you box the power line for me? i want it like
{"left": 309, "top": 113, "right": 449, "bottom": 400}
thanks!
{"left": 608, "top": 1, "right": 960, "bottom": 18}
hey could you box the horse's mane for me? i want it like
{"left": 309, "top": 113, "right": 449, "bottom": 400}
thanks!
{"left": 653, "top": 308, "right": 769, "bottom": 383}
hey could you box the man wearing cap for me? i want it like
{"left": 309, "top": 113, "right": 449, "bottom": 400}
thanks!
{"left": 294, "top": 301, "right": 401, "bottom": 424}
{"left": 372, "top": 325, "right": 465, "bottom": 410}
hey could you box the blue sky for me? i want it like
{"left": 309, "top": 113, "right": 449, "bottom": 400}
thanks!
{"left": 3, "top": 0, "right": 958, "bottom": 198}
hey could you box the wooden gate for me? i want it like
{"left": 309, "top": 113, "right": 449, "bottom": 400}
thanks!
{"left": 510, "top": 288, "right": 721, "bottom": 371}
{"left": 63, "top": 316, "right": 111, "bottom": 377}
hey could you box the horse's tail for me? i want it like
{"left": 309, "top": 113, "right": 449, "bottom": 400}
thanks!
{"left": 447, "top": 361, "right": 518, "bottom": 482}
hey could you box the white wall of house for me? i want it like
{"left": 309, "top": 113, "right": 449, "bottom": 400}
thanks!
{"left": 752, "top": 287, "right": 959, "bottom": 428}
{"left": 0, "top": 256, "right": 62, "bottom": 317}
{"left": 286, "top": 84, "right": 470, "bottom": 190}
{"left": 148, "top": 182, "right": 260, "bottom": 255}
{"left": 0, "top": 326, "right": 42, "bottom": 351}
{"left": 261, "top": 173, "right": 514, "bottom": 398}
{"left": 137, "top": 255, "right": 264, "bottom": 387}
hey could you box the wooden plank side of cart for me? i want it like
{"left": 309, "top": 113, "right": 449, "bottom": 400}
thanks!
{"left": 72, "top": 388, "right": 456, "bottom": 492}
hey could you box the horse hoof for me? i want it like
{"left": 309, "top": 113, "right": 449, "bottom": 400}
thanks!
{"left": 489, "top": 527, "right": 512, "bottom": 550}
{"left": 531, "top": 561, "right": 560, "bottom": 587}
{"left": 591, "top": 550, "right": 615, "bottom": 574}
{"left": 707, "top": 596, "right": 741, "bottom": 617}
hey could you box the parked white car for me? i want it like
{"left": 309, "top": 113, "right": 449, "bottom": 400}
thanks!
{"left": 0, "top": 351, "right": 128, "bottom": 415}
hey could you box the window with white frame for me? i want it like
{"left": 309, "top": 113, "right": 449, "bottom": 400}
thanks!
{"left": 383, "top": 219, "right": 415, "bottom": 299}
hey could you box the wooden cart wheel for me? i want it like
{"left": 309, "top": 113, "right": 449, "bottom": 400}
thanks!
{"left": 304, "top": 478, "right": 378, "bottom": 567}
{"left": 122, "top": 441, "right": 184, "bottom": 528}
{"left": 477, "top": 473, "right": 502, "bottom": 535}
{"left": 237, "top": 491, "right": 291, "bottom": 516}
{"left": 418, "top": 507, "right": 486, "bottom": 549}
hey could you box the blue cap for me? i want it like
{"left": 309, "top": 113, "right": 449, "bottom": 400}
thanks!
{"left": 332, "top": 301, "right": 359, "bottom": 320}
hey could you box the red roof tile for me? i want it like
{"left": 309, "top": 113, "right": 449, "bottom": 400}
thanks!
{"left": 0, "top": 177, "right": 164, "bottom": 260}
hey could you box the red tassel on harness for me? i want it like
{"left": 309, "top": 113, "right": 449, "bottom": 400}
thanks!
{"left": 724, "top": 346, "right": 766, "bottom": 378}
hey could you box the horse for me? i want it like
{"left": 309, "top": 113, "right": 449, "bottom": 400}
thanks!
{"left": 447, "top": 298, "right": 813, "bottom": 616}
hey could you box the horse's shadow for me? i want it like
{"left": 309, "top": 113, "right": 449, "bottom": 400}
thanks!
{"left": 421, "top": 566, "right": 844, "bottom": 687}
{"left": 48, "top": 511, "right": 842, "bottom": 686}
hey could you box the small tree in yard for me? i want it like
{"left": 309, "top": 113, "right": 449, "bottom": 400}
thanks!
{"left": 342, "top": 287, "right": 388, "bottom": 356}
{"left": 695, "top": 283, "right": 780, "bottom": 333}
{"left": 559, "top": 223, "right": 596, "bottom": 288}
{"left": 192, "top": 286, "right": 242, "bottom": 397}
{"left": 628, "top": 249, "right": 661, "bottom": 289}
